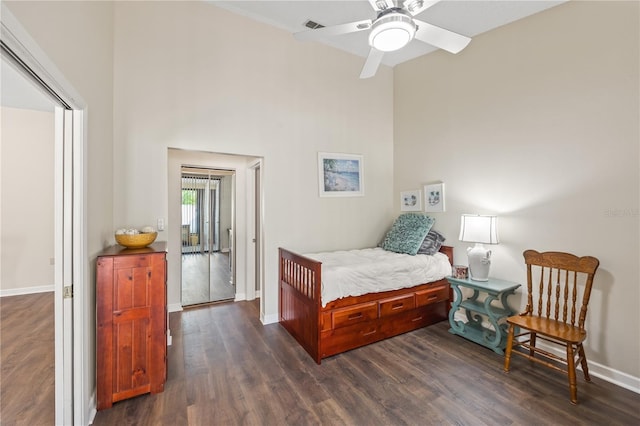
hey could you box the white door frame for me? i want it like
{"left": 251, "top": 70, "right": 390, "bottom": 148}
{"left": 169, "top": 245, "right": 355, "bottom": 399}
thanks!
{"left": 55, "top": 107, "right": 75, "bottom": 425}
{"left": 248, "top": 160, "right": 263, "bottom": 304}
{"left": 2, "top": 5, "right": 87, "bottom": 425}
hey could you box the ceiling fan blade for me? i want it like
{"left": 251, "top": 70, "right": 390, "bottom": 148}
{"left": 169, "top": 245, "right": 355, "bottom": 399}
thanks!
{"left": 368, "top": 0, "right": 396, "bottom": 12}
{"left": 403, "top": 0, "right": 442, "bottom": 16}
{"left": 294, "top": 19, "right": 372, "bottom": 41}
{"left": 414, "top": 20, "right": 471, "bottom": 54}
{"left": 360, "top": 48, "right": 385, "bottom": 79}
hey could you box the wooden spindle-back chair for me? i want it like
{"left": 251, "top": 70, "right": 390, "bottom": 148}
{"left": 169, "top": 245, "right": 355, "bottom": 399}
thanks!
{"left": 503, "top": 249, "right": 600, "bottom": 404}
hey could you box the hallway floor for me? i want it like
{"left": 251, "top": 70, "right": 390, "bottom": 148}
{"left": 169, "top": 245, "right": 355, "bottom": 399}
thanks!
{"left": 0, "top": 292, "right": 54, "bottom": 425}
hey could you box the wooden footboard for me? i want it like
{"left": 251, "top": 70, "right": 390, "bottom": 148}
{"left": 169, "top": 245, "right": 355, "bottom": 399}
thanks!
{"left": 279, "top": 248, "right": 323, "bottom": 364}
{"left": 279, "top": 246, "right": 454, "bottom": 364}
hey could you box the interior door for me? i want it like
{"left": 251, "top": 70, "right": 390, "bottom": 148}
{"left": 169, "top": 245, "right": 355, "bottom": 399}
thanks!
{"left": 180, "top": 169, "right": 232, "bottom": 306}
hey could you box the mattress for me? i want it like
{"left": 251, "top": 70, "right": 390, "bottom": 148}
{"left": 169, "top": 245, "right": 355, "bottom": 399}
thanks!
{"left": 305, "top": 247, "right": 452, "bottom": 307}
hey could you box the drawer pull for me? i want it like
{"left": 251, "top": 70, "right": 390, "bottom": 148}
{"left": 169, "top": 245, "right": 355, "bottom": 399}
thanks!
{"left": 391, "top": 303, "right": 404, "bottom": 310}
{"left": 348, "top": 312, "right": 364, "bottom": 320}
{"left": 412, "top": 316, "right": 423, "bottom": 322}
{"left": 427, "top": 295, "right": 438, "bottom": 301}
{"left": 362, "top": 330, "right": 376, "bottom": 336}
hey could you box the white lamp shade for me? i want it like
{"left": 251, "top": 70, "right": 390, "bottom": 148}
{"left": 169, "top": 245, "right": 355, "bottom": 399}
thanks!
{"left": 459, "top": 215, "right": 499, "bottom": 244}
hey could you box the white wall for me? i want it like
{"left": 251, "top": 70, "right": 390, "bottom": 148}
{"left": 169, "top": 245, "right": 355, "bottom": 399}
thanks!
{"left": 5, "top": 1, "right": 114, "bottom": 422}
{"left": 394, "top": 1, "right": 639, "bottom": 382}
{"left": 0, "top": 107, "right": 54, "bottom": 295}
{"left": 113, "top": 2, "right": 395, "bottom": 321}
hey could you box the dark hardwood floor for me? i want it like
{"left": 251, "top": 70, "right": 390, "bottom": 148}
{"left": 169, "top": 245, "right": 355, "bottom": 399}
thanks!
{"left": 0, "top": 292, "right": 55, "bottom": 426}
{"left": 93, "top": 300, "right": 640, "bottom": 426}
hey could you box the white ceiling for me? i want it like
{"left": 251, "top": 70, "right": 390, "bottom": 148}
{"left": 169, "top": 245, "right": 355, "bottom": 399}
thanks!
{"left": 1, "top": 1, "right": 566, "bottom": 110}
{"left": 211, "top": 0, "right": 565, "bottom": 67}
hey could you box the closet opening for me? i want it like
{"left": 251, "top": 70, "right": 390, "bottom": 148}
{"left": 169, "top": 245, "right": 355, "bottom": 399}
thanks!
{"left": 180, "top": 167, "right": 235, "bottom": 306}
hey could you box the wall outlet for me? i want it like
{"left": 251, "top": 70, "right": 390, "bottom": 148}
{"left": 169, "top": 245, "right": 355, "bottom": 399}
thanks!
{"left": 157, "top": 218, "right": 165, "bottom": 231}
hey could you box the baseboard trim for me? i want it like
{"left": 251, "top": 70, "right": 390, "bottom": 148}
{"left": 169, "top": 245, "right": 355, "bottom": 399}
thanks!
{"left": 262, "top": 313, "right": 278, "bottom": 325}
{"left": 167, "top": 303, "right": 183, "bottom": 313}
{"left": 88, "top": 391, "right": 97, "bottom": 425}
{"left": 452, "top": 311, "right": 639, "bottom": 394}
{"left": 0, "top": 285, "right": 54, "bottom": 297}
{"left": 536, "top": 341, "right": 640, "bottom": 394}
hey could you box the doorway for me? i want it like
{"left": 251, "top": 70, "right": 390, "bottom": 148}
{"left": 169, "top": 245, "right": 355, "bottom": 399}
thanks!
{"left": 168, "top": 149, "right": 263, "bottom": 318}
{"left": 1, "top": 56, "right": 57, "bottom": 425}
{"left": 1, "top": 16, "right": 83, "bottom": 424}
{"left": 181, "top": 167, "right": 235, "bottom": 306}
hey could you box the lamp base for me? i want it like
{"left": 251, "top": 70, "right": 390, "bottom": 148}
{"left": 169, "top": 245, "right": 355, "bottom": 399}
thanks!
{"left": 467, "top": 243, "right": 491, "bottom": 281}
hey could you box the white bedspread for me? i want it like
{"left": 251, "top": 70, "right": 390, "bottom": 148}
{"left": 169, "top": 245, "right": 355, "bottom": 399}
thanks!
{"left": 305, "top": 248, "right": 452, "bottom": 307}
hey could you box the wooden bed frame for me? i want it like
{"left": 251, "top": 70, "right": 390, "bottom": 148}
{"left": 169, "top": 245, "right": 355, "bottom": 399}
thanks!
{"left": 279, "top": 246, "right": 454, "bottom": 364}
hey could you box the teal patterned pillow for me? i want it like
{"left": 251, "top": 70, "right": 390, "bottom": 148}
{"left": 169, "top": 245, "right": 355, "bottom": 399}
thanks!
{"left": 382, "top": 213, "right": 435, "bottom": 255}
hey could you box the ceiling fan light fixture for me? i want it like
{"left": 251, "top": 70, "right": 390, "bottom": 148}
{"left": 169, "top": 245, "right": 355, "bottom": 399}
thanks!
{"left": 368, "top": 11, "right": 416, "bottom": 52}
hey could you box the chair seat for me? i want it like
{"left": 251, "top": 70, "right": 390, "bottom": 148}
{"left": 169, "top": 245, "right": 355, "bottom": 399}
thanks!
{"left": 507, "top": 315, "right": 587, "bottom": 344}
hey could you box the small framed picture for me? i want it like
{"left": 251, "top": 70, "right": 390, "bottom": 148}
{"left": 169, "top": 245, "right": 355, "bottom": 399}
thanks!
{"left": 424, "top": 182, "right": 445, "bottom": 212}
{"left": 400, "top": 190, "right": 422, "bottom": 211}
{"left": 318, "top": 152, "right": 364, "bottom": 197}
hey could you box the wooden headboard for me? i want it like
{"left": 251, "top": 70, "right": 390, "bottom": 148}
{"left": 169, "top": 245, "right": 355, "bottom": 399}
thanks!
{"left": 440, "top": 245, "right": 454, "bottom": 266}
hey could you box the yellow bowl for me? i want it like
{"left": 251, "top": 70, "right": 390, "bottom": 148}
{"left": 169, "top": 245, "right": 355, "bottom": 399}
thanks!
{"left": 115, "top": 232, "right": 158, "bottom": 249}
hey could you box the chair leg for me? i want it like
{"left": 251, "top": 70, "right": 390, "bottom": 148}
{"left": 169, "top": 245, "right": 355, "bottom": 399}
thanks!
{"left": 578, "top": 344, "right": 591, "bottom": 382}
{"left": 504, "top": 324, "right": 515, "bottom": 372}
{"left": 566, "top": 344, "right": 578, "bottom": 404}
{"left": 529, "top": 332, "right": 537, "bottom": 358}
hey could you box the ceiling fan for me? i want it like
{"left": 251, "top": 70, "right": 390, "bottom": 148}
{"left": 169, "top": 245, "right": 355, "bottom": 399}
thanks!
{"left": 294, "top": 0, "right": 471, "bottom": 79}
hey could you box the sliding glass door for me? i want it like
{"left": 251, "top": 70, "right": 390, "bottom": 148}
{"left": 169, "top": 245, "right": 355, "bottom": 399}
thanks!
{"left": 181, "top": 168, "right": 234, "bottom": 306}
{"left": 181, "top": 175, "right": 219, "bottom": 254}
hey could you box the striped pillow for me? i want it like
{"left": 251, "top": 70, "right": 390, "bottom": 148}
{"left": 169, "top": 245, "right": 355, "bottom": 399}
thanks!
{"left": 417, "top": 230, "right": 446, "bottom": 255}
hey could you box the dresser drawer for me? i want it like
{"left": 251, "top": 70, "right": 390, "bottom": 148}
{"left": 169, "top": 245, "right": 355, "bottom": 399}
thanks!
{"left": 379, "top": 294, "right": 416, "bottom": 317}
{"left": 331, "top": 302, "right": 378, "bottom": 329}
{"left": 321, "top": 322, "right": 380, "bottom": 358}
{"left": 114, "top": 255, "right": 151, "bottom": 269}
{"left": 415, "top": 284, "right": 449, "bottom": 307}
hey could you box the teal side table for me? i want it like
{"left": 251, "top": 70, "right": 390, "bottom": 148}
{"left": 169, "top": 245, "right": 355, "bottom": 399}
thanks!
{"left": 446, "top": 276, "right": 521, "bottom": 355}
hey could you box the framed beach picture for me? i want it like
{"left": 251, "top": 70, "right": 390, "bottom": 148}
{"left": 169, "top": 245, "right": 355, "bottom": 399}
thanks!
{"left": 424, "top": 182, "right": 445, "bottom": 212}
{"left": 400, "top": 190, "right": 422, "bottom": 211}
{"left": 318, "top": 152, "right": 364, "bottom": 197}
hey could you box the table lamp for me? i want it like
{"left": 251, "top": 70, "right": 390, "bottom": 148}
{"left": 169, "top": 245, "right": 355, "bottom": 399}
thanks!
{"left": 459, "top": 214, "right": 499, "bottom": 281}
